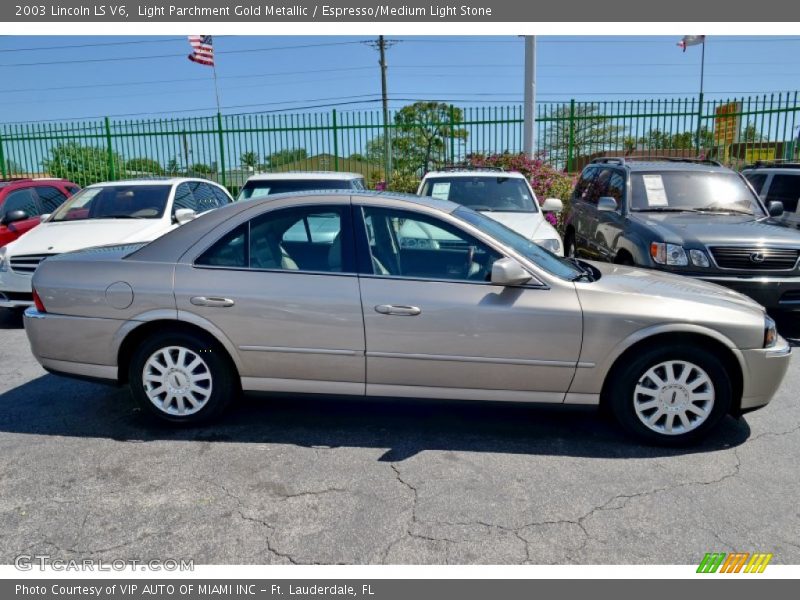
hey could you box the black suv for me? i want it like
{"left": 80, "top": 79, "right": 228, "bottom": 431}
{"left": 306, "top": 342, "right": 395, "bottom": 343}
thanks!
{"left": 564, "top": 157, "right": 800, "bottom": 314}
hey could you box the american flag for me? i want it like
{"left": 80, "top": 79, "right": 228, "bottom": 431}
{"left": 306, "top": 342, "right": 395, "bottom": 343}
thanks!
{"left": 188, "top": 35, "right": 214, "bottom": 67}
{"left": 677, "top": 35, "right": 705, "bottom": 52}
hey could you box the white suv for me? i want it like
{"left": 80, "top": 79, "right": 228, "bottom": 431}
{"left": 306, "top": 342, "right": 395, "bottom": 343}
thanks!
{"left": 417, "top": 168, "right": 564, "bottom": 254}
{"left": 0, "top": 177, "right": 232, "bottom": 309}
{"left": 743, "top": 162, "right": 800, "bottom": 228}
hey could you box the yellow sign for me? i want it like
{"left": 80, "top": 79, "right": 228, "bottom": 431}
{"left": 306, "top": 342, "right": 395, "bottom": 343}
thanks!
{"left": 713, "top": 102, "right": 742, "bottom": 147}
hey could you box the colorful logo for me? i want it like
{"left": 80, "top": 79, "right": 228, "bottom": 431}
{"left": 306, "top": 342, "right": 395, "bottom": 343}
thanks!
{"left": 697, "top": 552, "right": 773, "bottom": 573}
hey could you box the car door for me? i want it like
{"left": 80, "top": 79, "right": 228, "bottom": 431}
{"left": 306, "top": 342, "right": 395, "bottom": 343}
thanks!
{"left": 595, "top": 169, "right": 626, "bottom": 258}
{"left": 570, "top": 167, "right": 597, "bottom": 256}
{"left": 173, "top": 199, "right": 366, "bottom": 395}
{"left": 355, "top": 202, "right": 583, "bottom": 402}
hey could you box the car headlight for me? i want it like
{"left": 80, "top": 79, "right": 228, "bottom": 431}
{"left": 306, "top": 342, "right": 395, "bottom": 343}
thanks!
{"left": 534, "top": 238, "right": 561, "bottom": 254}
{"left": 688, "top": 249, "right": 711, "bottom": 268}
{"left": 0, "top": 247, "right": 7, "bottom": 272}
{"left": 764, "top": 315, "right": 778, "bottom": 348}
{"left": 650, "top": 242, "right": 688, "bottom": 266}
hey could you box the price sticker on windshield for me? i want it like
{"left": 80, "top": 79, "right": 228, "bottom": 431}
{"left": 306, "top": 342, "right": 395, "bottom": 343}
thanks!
{"left": 431, "top": 182, "right": 451, "bottom": 200}
{"left": 642, "top": 174, "right": 668, "bottom": 206}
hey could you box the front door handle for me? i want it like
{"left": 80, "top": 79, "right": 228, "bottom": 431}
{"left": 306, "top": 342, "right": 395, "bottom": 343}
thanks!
{"left": 191, "top": 296, "right": 235, "bottom": 308}
{"left": 374, "top": 304, "right": 421, "bottom": 316}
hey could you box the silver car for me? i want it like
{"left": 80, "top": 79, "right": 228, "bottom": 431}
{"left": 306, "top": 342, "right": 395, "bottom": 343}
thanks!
{"left": 23, "top": 192, "right": 791, "bottom": 444}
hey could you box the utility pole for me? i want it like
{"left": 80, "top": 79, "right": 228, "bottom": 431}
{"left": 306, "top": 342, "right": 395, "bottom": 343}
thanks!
{"left": 523, "top": 35, "right": 537, "bottom": 158}
{"left": 367, "top": 36, "right": 396, "bottom": 186}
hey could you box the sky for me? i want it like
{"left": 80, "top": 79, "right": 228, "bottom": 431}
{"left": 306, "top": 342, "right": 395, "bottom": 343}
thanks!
{"left": 1, "top": 35, "right": 799, "bottom": 124}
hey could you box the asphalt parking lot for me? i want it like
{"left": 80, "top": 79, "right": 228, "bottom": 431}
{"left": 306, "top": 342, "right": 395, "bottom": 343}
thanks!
{"left": 1, "top": 309, "right": 799, "bottom": 565}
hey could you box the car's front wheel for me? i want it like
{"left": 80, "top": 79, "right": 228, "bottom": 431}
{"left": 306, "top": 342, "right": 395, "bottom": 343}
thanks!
{"left": 129, "top": 330, "right": 237, "bottom": 424}
{"left": 606, "top": 345, "right": 732, "bottom": 445}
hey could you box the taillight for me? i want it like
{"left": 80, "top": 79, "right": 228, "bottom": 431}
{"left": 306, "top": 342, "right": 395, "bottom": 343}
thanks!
{"left": 32, "top": 288, "right": 46, "bottom": 313}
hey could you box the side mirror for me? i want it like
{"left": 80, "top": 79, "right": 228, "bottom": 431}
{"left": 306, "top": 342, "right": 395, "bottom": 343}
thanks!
{"left": 541, "top": 198, "right": 563, "bottom": 213}
{"left": 768, "top": 201, "right": 784, "bottom": 217}
{"left": 40, "top": 213, "right": 51, "bottom": 223}
{"left": 173, "top": 208, "right": 197, "bottom": 225}
{"left": 491, "top": 257, "right": 532, "bottom": 287}
{"left": 597, "top": 196, "right": 619, "bottom": 213}
{"left": 1, "top": 210, "right": 29, "bottom": 226}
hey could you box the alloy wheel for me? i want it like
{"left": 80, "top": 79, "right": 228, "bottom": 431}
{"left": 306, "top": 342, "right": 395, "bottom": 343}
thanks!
{"left": 142, "top": 346, "right": 213, "bottom": 416}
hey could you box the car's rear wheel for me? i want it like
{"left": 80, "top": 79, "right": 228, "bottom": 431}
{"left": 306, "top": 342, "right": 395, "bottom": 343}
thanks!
{"left": 606, "top": 345, "right": 732, "bottom": 445}
{"left": 129, "top": 330, "right": 237, "bottom": 424}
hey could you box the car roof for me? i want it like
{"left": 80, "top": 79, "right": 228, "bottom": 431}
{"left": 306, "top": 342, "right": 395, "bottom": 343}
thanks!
{"left": 129, "top": 190, "right": 459, "bottom": 263}
{"left": 84, "top": 177, "right": 220, "bottom": 188}
{"left": 588, "top": 157, "right": 733, "bottom": 173}
{"left": 245, "top": 171, "right": 364, "bottom": 181}
{"left": 742, "top": 163, "right": 800, "bottom": 173}
{"left": 423, "top": 170, "right": 527, "bottom": 179}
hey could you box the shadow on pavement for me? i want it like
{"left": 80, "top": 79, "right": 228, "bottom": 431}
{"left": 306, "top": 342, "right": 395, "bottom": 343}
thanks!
{"left": 0, "top": 373, "right": 753, "bottom": 461}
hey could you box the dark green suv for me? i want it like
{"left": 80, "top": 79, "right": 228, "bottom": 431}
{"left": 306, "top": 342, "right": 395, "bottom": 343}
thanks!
{"left": 564, "top": 157, "right": 800, "bottom": 314}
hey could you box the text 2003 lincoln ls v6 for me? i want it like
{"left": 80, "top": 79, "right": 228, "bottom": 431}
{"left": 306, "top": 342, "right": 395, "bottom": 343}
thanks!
{"left": 23, "top": 191, "right": 791, "bottom": 444}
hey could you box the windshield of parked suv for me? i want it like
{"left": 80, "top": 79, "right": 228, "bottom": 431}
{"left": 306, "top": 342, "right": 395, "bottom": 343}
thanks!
{"left": 454, "top": 207, "right": 583, "bottom": 281}
{"left": 421, "top": 176, "right": 539, "bottom": 213}
{"left": 50, "top": 185, "right": 170, "bottom": 221}
{"left": 630, "top": 171, "right": 764, "bottom": 216}
{"left": 238, "top": 178, "right": 365, "bottom": 200}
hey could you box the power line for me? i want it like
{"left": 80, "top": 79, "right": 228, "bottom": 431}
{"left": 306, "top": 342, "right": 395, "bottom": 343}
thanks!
{"left": 0, "top": 37, "right": 188, "bottom": 52}
{"left": 0, "top": 40, "right": 368, "bottom": 68}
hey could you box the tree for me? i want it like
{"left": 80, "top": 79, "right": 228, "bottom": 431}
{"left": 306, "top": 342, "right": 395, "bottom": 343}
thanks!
{"left": 740, "top": 122, "right": 766, "bottom": 143}
{"left": 190, "top": 163, "right": 213, "bottom": 175}
{"left": 542, "top": 104, "right": 625, "bottom": 169}
{"left": 42, "top": 142, "right": 123, "bottom": 187}
{"left": 393, "top": 101, "right": 467, "bottom": 173}
{"left": 125, "top": 157, "right": 163, "bottom": 175}
{"left": 240, "top": 151, "right": 259, "bottom": 170}
{"left": 166, "top": 158, "right": 181, "bottom": 176}
{"left": 267, "top": 148, "right": 308, "bottom": 168}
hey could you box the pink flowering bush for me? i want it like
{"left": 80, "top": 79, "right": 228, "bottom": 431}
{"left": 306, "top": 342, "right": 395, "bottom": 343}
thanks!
{"left": 466, "top": 152, "right": 576, "bottom": 231}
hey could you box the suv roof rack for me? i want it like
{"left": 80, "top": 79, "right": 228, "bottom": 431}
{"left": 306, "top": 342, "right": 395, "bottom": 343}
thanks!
{"left": 437, "top": 165, "right": 506, "bottom": 172}
{"left": 591, "top": 156, "right": 723, "bottom": 167}
{"left": 744, "top": 159, "right": 800, "bottom": 170}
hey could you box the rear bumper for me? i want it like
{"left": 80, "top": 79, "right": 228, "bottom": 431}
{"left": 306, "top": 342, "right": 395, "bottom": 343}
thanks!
{"left": 735, "top": 336, "right": 792, "bottom": 412}
{"left": 23, "top": 308, "right": 121, "bottom": 382}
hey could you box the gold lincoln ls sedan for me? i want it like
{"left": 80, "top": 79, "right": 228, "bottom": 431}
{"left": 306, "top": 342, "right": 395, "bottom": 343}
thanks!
{"left": 23, "top": 191, "right": 791, "bottom": 444}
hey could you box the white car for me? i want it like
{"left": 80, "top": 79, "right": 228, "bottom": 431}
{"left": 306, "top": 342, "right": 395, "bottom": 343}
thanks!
{"left": 0, "top": 177, "right": 233, "bottom": 309}
{"left": 417, "top": 169, "right": 564, "bottom": 254}
{"left": 237, "top": 171, "right": 366, "bottom": 201}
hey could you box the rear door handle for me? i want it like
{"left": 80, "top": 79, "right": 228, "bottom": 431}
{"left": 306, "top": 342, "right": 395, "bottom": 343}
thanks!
{"left": 191, "top": 296, "right": 235, "bottom": 308}
{"left": 374, "top": 304, "right": 421, "bottom": 316}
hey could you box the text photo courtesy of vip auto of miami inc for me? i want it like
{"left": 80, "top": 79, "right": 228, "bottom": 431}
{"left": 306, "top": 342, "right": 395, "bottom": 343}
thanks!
{"left": 0, "top": 11, "right": 800, "bottom": 585}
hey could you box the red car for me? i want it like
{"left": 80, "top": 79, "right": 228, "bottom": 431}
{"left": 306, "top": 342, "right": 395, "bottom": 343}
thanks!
{"left": 0, "top": 178, "right": 80, "bottom": 247}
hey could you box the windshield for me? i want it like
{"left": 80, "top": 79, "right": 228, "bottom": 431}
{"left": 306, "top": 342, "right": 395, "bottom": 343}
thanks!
{"left": 421, "top": 176, "right": 539, "bottom": 213}
{"left": 50, "top": 185, "right": 170, "bottom": 222}
{"left": 453, "top": 207, "right": 582, "bottom": 281}
{"left": 630, "top": 171, "right": 764, "bottom": 216}
{"left": 238, "top": 178, "right": 364, "bottom": 200}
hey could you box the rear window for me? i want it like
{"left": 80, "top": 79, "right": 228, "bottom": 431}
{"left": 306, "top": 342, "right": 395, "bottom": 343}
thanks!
{"left": 238, "top": 178, "right": 362, "bottom": 200}
{"left": 420, "top": 176, "right": 539, "bottom": 213}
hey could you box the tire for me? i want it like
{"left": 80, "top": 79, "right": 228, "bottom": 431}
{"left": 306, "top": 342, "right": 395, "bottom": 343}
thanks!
{"left": 615, "top": 253, "right": 635, "bottom": 266}
{"left": 565, "top": 231, "right": 577, "bottom": 258}
{"left": 606, "top": 345, "right": 732, "bottom": 446}
{"left": 129, "top": 330, "right": 238, "bottom": 425}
